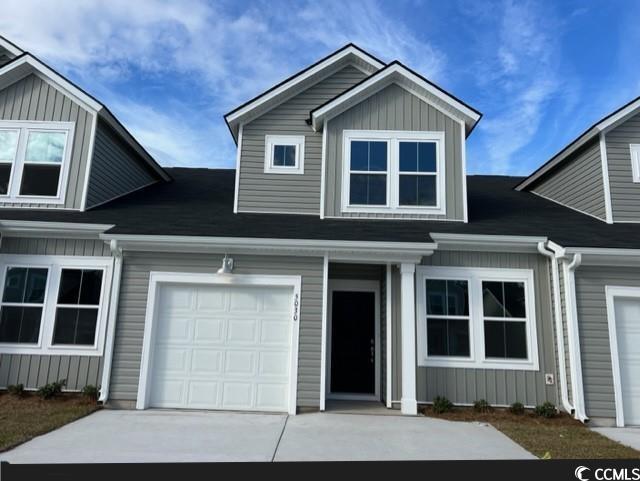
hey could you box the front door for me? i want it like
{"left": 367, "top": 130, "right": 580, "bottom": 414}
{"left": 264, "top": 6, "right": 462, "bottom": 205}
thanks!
{"left": 329, "top": 281, "right": 378, "bottom": 398}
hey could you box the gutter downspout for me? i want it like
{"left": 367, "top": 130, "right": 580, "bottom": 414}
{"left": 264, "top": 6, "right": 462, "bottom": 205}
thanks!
{"left": 98, "top": 239, "right": 123, "bottom": 404}
{"left": 537, "top": 242, "right": 573, "bottom": 415}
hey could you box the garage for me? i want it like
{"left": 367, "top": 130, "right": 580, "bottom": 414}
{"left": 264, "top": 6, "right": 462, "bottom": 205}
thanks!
{"left": 137, "top": 273, "right": 301, "bottom": 414}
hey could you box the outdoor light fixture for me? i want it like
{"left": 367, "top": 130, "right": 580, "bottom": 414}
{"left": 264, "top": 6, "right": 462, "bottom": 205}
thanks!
{"left": 217, "top": 254, "right": 234, "bottom": 274}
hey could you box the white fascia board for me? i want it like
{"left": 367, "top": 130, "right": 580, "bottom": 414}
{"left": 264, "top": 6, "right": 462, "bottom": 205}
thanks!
{"left": 563, "top": 246, "right": 640, "bottom": 266}
{"left": 597, "top": 97, "right": 640, "bottom": 132}
{"left": 0, "top": 37, "right": 23, "bottom": 56}
{"left": 0, "top": 220, "right": 114, "bottom": 239}
{"left": 429, "top": 233, "right": 547, "bottom": 253}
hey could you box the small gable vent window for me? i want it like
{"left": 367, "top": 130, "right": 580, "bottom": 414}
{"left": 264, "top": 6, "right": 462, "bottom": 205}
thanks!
{"left": 264, "top": 135, "right": 305, "bottom": 174}
{"left": 630, "top": 144, "right": 640, "bottom": 183}
{"left": 0, "top": 121, "right": 74, "bottom": 204}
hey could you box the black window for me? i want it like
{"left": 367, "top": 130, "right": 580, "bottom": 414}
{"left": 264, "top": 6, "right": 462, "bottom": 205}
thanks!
{"left": 0, "top": 129, "right": 18, "bottom": 195}
{"left": 273, "top": 144, "right": 296, "bottom": 167}
{"left": 426, "top": 279, "right": 470, "bottom": 357}
{"left": 349, "top": 140, "right": 387, "bottom": 205}
{"left": 398, "top": 141, "right": 437, "bottom": 206}
{"left": 52, "top": 269, "right": 103, "bottom": 346}
{"left": 19, "top": 131, "right": 65, "bottom": 197}
{"left": 482, "top": 281, "right": 528, "bottom": 359}
{"left": 0, "top": 267, "right": 48, "bottom": 344}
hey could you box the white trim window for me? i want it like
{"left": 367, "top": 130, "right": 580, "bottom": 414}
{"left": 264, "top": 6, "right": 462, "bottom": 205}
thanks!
{"left": 264, "top": 134, "right": 305, "bottom": 174}
{"left": 630, "top": 144, "right": 640, "bottom": 183}
{"left": 342, "top": 130, "right": 446, "bottom": 215}
{"left": 416, "top": 266, "right": 539, "bottom": 370}
{"left": 0, "top": 255, "right": 113, "bottom": 356}
{"left": 0, "top": 120, "right": 75, "bottom": 204}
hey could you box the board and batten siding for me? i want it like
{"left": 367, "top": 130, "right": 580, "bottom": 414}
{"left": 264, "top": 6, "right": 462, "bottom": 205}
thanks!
{"left": 86, "top": 118, "right": 160, "bottom": 208}
{"left": 531, "top": 137, "right": 607, "bottom": 220}
{"left": 109, "top": 252, "right": 324, "bottom": 408}
{"left": 605, "top": 112, "right": 640, "bottom": 222}
{"left": 0, "top": 237, "right": 110, "bottom": 390}
{"left": 324, "top": 83, "right": 464, "bottom": 220}
{"left": 0, "top": 74, "right": 94, "bottom": 210}
{"left": 237, "top": 65, "right": 366, "bottom": 215}
{"left": 392, "top": 251, "right": 557, "bottom": 407}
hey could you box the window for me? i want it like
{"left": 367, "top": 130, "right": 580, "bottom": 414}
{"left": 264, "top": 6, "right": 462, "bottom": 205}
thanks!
{"left": 264, "top": 135, "right": 305, "bottom": 174}
{"left": 416, "top": 266, "right": 539, "bottom": 370}
{"left": 0, "top": 255, "right": 113, "bottom": 356}
{"left": 630, "top": 144, "right": 640, "bottom": 183}
{"left": 0, "top": 121, "right": 74, "bottom": 203}
{"left": 342, "top": 130, "right": 445, "bottom": 214}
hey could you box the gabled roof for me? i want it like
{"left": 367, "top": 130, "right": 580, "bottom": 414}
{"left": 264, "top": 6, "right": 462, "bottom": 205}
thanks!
{"left": 0, "top": 50, "right": 171, "bottom": 182}
{"left": 224, "top": 44, "right": 385, "bottom": 142}
{"left": 310, "top": 61, "right": 482, "bottom": 136}
{"left": 516, "top": 94, "right": 640, "bottom": 191}
{"left": 0, "top": 35, "right": 23, "bottom": 57}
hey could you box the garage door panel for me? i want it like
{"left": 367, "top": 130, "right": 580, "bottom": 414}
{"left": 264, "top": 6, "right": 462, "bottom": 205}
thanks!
{"left": 224, "top": 350, "right": 255, "bottom": 375}
{"left": 226, "top": 319, "right": 258, "bottom": 343}
{"left": 615, "top": 297, "right": 640, "bottom": 425}
{"left": 222, "top": 382, "right": 253, "bottom": 408}
{"left": 154, "top": 347, "right": 188, "bottom": 373}
{"left": 158, "top": 286, "right": 193, "bottom": 310}
{"left": 190, "top": 349, "right": 223, "bottom": 374}
{"left": 229, "top": 290, "right": 260, "bottom": 312}
{"left": 259, "top": 351, "right": 289, "bottom": 376}
{"left": 256, "top": 383, "right": 288, "bottom": 410}
{"left": 193, "top": 318, "right": 224, "bottom": 343}
{"left": 260, "top": 320, "right": 291, "bottom": 345}
{"left": 263, "top": 290, "right": 294, "bottom": 312}
{"left": 195, "top": 287, "right": 225, "bottom": 310}
{"left": 157, "top": 314, "right": 191, "bottom": 341}
{"left": 151, "top": 378, "right": 185, "bottom": 405}
{"left": 187, "top": 381, "right": 220, "bottom": 407}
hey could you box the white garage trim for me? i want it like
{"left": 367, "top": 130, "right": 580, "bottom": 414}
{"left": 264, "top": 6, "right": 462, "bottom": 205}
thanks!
{"left": 605, "top": 285, "right": 640, "bottom": 427}
{"left": 136, "top": 272, "right": 302, "bottom": 415}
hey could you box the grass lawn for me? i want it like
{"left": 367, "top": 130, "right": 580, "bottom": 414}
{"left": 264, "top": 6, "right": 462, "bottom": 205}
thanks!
{"left": 0, "top": 392, "right": 100, "bottom": 452}
{"left": 422, "top": 406, "right": 640, "bottom": 459}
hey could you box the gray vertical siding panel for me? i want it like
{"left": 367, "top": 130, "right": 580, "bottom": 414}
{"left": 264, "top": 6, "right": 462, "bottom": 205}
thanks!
{"left": 109, "top": 252, "right": 324, "bottom": 408}
{"left": 605, "top": 112, "right": 640, "bottom": 221}
{"left": 531, "top": 138, "right": 606, "bottom": 220}
{"left": 238, "top": 65, "right": 366, "bottom": 214}
{"left": 325, "top": 84, "right": 464, "bottom": 220}
{"left": 86, "top": 119, "right": 160, "bottom": 208}
{"left": 0, "top": 237, "right": 109, "bottom": 390}
{"left": 0, "top": 74, "right": 94, "bottom": 210}
{"left": 574, "top": 266, "right": 640, "bottom": 419}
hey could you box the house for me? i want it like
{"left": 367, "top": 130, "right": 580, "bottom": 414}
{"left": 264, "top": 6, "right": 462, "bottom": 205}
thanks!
{"left": 0, "top": 36, "right": 639, "bottom": 428}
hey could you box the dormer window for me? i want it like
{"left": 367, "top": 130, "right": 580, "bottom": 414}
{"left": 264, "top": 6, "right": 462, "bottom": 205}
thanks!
{"left": 264, "top": 135, "right": 305, "bottom": 174}
{"left": 342, "top": 130, "right": 445, "bottom": 215}
{"left": 0, "top": 121, "right": 74, "bottom": 204}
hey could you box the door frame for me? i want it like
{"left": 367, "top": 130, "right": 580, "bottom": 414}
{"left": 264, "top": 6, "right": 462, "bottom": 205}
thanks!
{"left": 605, "top": 285, "right": 640, "bottom": 427}
{"left": 326, "top": 279, "right": 381, "bottom": 401}
{"left": 136, "top": 271, "right": 302, "bottom": 415}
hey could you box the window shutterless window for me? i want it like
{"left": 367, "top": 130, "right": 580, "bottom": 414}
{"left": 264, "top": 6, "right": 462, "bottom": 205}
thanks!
{"left": 0, "top": 267, "right": 49, "bottom": 344}
{"left": 630, "top": 144, "right": 640, "bottom": 183}
{"left": 0, "top": 121, "right": 74, "bottom": 204}
{"left": 264, "top": 135, "right": 305, "bottom": 174}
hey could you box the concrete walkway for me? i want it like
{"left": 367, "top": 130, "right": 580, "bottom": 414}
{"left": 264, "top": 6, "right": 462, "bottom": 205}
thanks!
{"left": 1, "top": 409, "right": 534, "bottom": 463}
{"left": 593, "top": 427, "right": 640, "bottom": 451}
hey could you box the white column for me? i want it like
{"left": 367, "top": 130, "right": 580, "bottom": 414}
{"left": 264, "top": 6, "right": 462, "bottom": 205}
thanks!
{"left": 400, "top": 262, "right": 417, "bottom": 415}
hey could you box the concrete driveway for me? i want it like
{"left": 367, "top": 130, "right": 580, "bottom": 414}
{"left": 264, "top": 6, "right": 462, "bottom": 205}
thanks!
{"left": 0, "top": 409, "right": 534, "bottom": 463}
{"left": 592, "top": 427, "right": 640, "bottom": 450}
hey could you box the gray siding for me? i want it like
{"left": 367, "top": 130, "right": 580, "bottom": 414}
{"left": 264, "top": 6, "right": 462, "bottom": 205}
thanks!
{"left": 557, "top": 261, "right": 573, "bottom": 403}
{"left": 606, "top": 112, "right": 640, "bottom": 222}
{"left": 86, "top": 119, "right": 160, "bottom": 208}
{"left": 109, "top": 252, "right": 324, "bottom": 408}
{"left": 0, "top": 74, "right": 94, "bottom": 210}
{"left": 0, "top": 237, "right": 110, "bottom": 391}
{"left": 574, "top": 266, "right": 640, "bottom": 419}
{"left": 237, "top": 65, "right": 366, "bottom": 214}
{"left": 325, "top": 83, "right": 465, "bottom": 220}
{"left": 392, "top": 251, "right": 557, "bottom": 407}
{"left": 532, "top": 137, "right": 607, "bottom": 220}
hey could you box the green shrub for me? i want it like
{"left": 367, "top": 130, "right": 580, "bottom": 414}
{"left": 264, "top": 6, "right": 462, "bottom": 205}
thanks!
{"left": 81, "top": 385, "right": 99, "bottom": 401}
{"left": 7, "top": 383, "right": 24, "bottom": 396}
{"left": 473, "top": 399, "right": 493, "bottom": 413}
{"left": 432, "top": 396, "right": 453, "bottom": 414}
{"left": 37, "top": 379, "right": 66, "bottom": 400}
{"left": 534, "top": 401, "right": 557, "bottom": 418}
{"left": 509, "top": 401, "right": 525, "bottom": 415}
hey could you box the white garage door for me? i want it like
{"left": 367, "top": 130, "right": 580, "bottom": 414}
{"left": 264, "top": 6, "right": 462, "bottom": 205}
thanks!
{"left": 149, "top": 282, "right": 294, "bottom": 412}
{"left": 614, "top": 297, "right": 640, "bottom": 425}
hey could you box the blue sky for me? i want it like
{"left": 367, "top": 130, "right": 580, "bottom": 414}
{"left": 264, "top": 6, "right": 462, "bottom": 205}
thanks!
{"left": 2, "top": 0, "right": 639, "bottom": 176}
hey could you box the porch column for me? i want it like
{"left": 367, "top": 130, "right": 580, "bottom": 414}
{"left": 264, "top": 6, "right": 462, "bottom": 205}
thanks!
{"left": 400, "top": 262, "right": 417, "bottom": 415}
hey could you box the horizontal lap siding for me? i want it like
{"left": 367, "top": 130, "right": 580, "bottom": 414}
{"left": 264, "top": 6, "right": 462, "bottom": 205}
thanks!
{"left": 574, "top": 266, "right": 640, "bottom": 419}
{"left": 109, "top": 252, "right": 324, "bottom": 408}
{"left": 0, "top": 237, "right": 110, "bottom": 390}
{"left": 325, "top": 84, "right": 464, "bottom": 220}
{"left": 0, "top": 74, "right": 93, "bottom": 210}
{"left": 238, "top": 65, "right": 366, "bottom": 215}
{"left": 532, "top": 138, "right": 606, "bottom": 220}
{"left": 392, "top": 251, "right": 557, "bottom": 406}
{"left": 606, "top": 113, "right": 640, "bottom": 222}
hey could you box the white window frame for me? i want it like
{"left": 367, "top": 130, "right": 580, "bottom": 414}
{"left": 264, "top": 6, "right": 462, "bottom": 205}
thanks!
{"left": 341, "top": 130, "right": 446, "bottom": 215}
{"left": 630, "top": 144, "right": 640, "bottom": 183}
{"left": 0, "top": 255, "right": 114, "bottom": 356}
{"left": 264, "top": 134, "right": 305, "bottom": 174}
{"left": 0, "top": 120, "right": 75, "bottom": 204}
{"left": 416, "top": 266, "right": 539, "bottom": 371}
